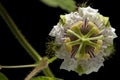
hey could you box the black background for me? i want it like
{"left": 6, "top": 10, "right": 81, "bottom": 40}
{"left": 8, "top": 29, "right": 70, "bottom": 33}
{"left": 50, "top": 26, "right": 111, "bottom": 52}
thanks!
{"left": 0, "top": 0, "right": 120, "bottom": 80}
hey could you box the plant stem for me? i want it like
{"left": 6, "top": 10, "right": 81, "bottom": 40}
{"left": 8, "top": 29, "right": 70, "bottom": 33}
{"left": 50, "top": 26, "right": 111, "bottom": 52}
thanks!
{"left": 0, "top": 64, "right": 37, "bottom": 69}
{"left": 48, "top": 56, "right": 57, "bottom": 64}
{"left": 43, "top": 67, "right": 54, "bottom": 77}
{"left": 25, "top": 58, "right": 48, "bottom": 80}
{"left": 43, "top": 56, "right": 57, "bottom": 77}
{"left": 0, "top": 57, "right": 57, "bottom": 69}
{"left": 0, "top": 3, "right": 55, "bottom": 77}
{"left": 0, "top": 3, "right": 41, "bottom": 62}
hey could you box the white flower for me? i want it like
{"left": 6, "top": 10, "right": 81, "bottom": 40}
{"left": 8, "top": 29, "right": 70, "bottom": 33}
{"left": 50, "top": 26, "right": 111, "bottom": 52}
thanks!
{"left": 49, "top": 6, "right": 117, "bottom": 75}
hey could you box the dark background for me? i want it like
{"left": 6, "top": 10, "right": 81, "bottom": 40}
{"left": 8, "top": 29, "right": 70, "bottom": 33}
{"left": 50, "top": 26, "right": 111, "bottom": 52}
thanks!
{"left": 0, "top": 0, "right": 120, "bottom": 80}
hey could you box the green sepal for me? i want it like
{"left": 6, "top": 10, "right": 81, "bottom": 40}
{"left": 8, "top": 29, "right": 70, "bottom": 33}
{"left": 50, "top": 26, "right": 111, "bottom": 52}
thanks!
{"left": 99, "top": 14, "right": 110, "bottom": 27}
{"left": 75, "top": 65, "right": 84, "bottom": 76}
{"left": 59, "top": 15, "right": 66, "bottom": 25}
{"left": 104, "top": 45, "right": 115, "bottom": 57}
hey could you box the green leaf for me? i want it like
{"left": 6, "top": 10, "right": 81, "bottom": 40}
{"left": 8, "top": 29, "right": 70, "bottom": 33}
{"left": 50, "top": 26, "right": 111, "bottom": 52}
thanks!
{"left": 40, "top": 0, "right": 76, "bottom": 12}
{"left": 41, "top": 0, "right": 58, "bottom": 7}
{"left": 0, "top": 72, "right": 8, "bottom": 80}
{"left": 31, "top": 76, "right": 63, "bottom": 80}
{"left": 57, "top": 0, "right": 76, "bottom": 12}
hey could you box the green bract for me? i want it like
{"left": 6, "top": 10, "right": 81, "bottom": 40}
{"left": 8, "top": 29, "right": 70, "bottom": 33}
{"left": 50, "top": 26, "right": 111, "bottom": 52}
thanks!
{"left": 49, "top": 6, "right": 117, "bottom": 75}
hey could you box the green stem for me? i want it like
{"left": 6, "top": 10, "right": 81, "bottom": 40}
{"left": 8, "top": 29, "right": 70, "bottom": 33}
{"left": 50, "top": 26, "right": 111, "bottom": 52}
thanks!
{"left": 25, "top": 58, "right": 48, "bottom": 80}
{"left": 0, "top": 3, "right": 55, "bottom": 77}
{"left": 0, "top": 64, "right": 37, "bottom": 69}
{"left": 0, "top": 57, "right": 57, "bottom": 69}
{"left": 42, "top": 57, "right": 57, "bottom": 77}
{"left": 0, "top": 3, "right": 41, "bottom": 61}
{"left": 48, "top": 56, "right": 57, "bottom": 64}
{"left": 43, "top": 67, "right": 54, "bottom": 77}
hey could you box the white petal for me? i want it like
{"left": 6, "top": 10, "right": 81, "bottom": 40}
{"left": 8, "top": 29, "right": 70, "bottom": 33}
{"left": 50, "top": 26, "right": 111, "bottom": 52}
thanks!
{"left": 49, "top": 25, "right": 59, "bottom": 37}
{"left": 60, "top": 58, "right": 77, "bottom": 71}
{"left": 78, "top": 6, "right": 98, "bottom": 18}
{"left": 55, "top": 44, "right": 69, "bottom": 59}
{"left": 78, "top": 54, "right": 104, "bottom": 75}
{"left": 102, "top": 27, "right": 117, "bottom": 46}
{"left": 64, "top": 12, "right": 82, "bottom": 28}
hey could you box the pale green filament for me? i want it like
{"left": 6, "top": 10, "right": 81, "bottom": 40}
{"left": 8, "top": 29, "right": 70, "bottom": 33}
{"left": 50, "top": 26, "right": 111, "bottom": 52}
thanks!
{"left": 67, "top": 30, "right": 82, "bottom": 39}
{"left": 75, "top": 42, "right": 84, "bottom": 58}
{"left": 67, "top": 39, "right": 81, "bottom": 46}
{"left": 88, "top": 35, "right": 104, "bottom": 41}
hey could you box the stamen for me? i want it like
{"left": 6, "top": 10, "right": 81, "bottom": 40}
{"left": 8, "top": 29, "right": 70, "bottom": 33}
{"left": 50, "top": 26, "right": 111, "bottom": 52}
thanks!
{"left": 81, "top": 19, "right": 88, "bottom": 35}
{"left": 88, "top": 49, "right": 95, "bottom": 58}
{"left": 65, "top": 20, "right": 103, "bottom": 60}
{"left": 71, "top": 46, "right": 78, "bottom": 58}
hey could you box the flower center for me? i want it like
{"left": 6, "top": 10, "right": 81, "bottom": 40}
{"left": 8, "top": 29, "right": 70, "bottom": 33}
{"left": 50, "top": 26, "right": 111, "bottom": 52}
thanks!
{"left": 64, "top": 20, "right": 104, "bottom": 60}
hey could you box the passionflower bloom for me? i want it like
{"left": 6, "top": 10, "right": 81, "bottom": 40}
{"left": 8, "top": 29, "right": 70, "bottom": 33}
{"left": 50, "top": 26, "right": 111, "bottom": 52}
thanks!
{"left": 49, "top": 6, "right": 117, "bottom": 75}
